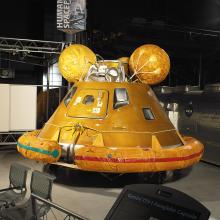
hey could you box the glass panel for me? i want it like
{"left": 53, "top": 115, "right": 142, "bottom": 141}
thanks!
{"left": 43, "top": 63, "right": 62, "bottom": 91}
{"left": 143, "top": 108, "right": 155, "bottom": 120}
{"left": 64, "top": 87, "right": 77, "bottom": 106}
{"left": 82, "top": 95, "right": 95, "bottom": 105}
{"left": 113, "top": 88, "right": 129, "bottom": 109}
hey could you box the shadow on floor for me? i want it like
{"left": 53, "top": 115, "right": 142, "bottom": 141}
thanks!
{"left": 44, "top": 164, "right": 192, "bottom": 188}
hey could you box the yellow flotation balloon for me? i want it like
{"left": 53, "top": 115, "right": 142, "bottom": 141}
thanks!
{"left": 129, "top": 44, "right": 170, "bottom": 85}
{"left": 17, "top": 130, "right": 61, "bottom": 163}
{"left": 118, "top": 57, "right": 130, "bottom": 76}
{"left": 58, "top": 44, "right": 97, "bottom": 82}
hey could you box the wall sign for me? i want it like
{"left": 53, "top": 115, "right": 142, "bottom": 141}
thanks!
{"left": 57, "top": 0, "right": 86, "bottom": 33}
{"left": 185, "top": 104, "right": 193, "bottom": 117}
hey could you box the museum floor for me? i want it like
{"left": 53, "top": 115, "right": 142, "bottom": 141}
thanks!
{"left": 0, "top": 149, "right": 220, "bottom": 220}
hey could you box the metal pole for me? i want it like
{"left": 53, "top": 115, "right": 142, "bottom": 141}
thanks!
{"left": 58, "top": 87, "right": 62, "bottom": 104}
{"left": 169, "top": 70, "right": 172, "bottom": 86}
{"left": 65, "top": 33, "right": 74, "bottom": 44}
{"left": 198, "top": 53, "right": 203, "bottom": 89}
{"left": 46, "top": 61, "right": 50, "bottom": 120}
{"left": 68, "top": 82, "right": 72, "bottom": 91}
{"left": 65, "top": 33, "right": 75, "bottom": 91}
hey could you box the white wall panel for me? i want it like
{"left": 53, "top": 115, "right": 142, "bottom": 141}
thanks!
{"left": 0, "top": 84, "right": 10, "bottom": 132}
{"left": 10, "top": 85, "right": 37, "bottom": 131}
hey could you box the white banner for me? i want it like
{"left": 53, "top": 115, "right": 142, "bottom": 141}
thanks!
{"left": 57, "top": 0, "right": 86, "bottom": 33}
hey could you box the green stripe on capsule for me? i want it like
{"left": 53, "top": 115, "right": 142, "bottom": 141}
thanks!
{"left": 17, "top": 142, "right": 59, "bottom": 158}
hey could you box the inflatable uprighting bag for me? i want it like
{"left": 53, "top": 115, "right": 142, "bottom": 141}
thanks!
{"left": 17, "top": 130, "right": 61, "bottom": 163}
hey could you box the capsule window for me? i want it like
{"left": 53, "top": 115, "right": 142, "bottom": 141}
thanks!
{"left": 113, "top": 88, "right": 129, "bottom": 109}
{"left": 143, "top": 108, "right": 155, "bottom": 120}
{"left": 82, "top": 95, "right": 95, "bottom": 105}
{"left": 64, "top": 87, "right": 77, "bottom": 106}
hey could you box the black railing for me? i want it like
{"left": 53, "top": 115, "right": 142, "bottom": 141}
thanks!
{"left": 31, "top": 193, "right": 89, "bottom": 220}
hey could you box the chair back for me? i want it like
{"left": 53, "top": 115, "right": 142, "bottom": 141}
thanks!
{"left": 9, "top": 163, "right": 30, "bottom": 190}
{"left": 30, "top": 171, "right": 56, "bottom": 200}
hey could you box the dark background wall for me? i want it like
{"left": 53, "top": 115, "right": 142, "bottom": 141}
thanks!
{"left": 0, "top": 0, "right": 46, "bottom": 85}
{"left": 87, "top": 0, "right": 220, "bottom": 86}
{"left": 0, "top": 0, "right": 220, "bottom": 86}
{"left": 0, "top": 1, "right": 28, "bottom": 38}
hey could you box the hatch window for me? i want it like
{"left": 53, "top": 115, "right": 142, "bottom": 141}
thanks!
{"left": 67, "top": 89, "right": 108, "bottom": 119}
{"left": 143, "top": 108, "right": 155, "bottom": 120}
{"left": 113, "top": 88, "right": 129, "bottom": 109}
{"left": 64, "top": 87, "right": 77, "bottom": 106}
{"left": 82, "top": 95, "right": 95, "bottom": 105}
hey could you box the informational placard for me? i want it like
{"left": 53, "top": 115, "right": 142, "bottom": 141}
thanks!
{"left": 57, "top": 0, "right": 86, "bottom": 33}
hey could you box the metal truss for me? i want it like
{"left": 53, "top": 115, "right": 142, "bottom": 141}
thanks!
{"left": 0, "top": 37, "right": 68, "bottom": 66}
{"left": 0, "top": 37, "right": 66, "bottom": 54}
{"left": 0, "top": 132, "right": 23, "bottom": 146}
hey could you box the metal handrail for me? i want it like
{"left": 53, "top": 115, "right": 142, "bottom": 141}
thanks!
{"left": 31, "top": 193, "right": 89, "bottom": 220}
